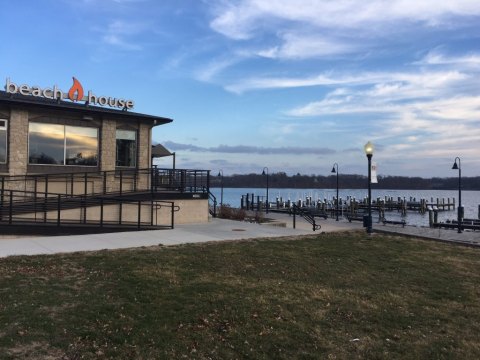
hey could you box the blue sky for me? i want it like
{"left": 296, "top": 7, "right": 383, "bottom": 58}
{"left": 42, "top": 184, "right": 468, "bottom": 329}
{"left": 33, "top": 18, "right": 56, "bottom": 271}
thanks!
{"left": 1, "top": 0, "right": 480, "bottom": 177}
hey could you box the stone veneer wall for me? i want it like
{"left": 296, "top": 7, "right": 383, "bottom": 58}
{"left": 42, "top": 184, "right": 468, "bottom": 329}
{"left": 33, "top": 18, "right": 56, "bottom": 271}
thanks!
{"left": 153, "top": 199, "right": 209, "bottom": 225}
{"left": 8, "top": 108, "right": 29, "bottom": 176}
{"left": 19, "top": 199, "right": 209, "bottom": 226}
{"left": 137, "top": 123, "right": 151, "bottom": 189}
{"left": 100, "top": 118, "right": 117, "bottom": 172}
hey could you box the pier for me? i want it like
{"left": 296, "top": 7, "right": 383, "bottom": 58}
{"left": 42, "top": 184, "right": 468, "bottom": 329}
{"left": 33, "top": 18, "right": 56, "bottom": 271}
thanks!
{"left": 240, "top": 193, "right": 456, "bottom": 219}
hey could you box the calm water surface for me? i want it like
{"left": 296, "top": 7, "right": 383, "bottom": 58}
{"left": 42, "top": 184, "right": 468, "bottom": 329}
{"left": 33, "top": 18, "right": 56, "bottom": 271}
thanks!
{"left": 210, "top": 187, "right": 480, "bottom": 227}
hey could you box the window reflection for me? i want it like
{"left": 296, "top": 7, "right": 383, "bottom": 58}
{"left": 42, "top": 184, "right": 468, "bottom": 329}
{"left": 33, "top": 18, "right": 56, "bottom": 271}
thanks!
{"left": 29, "top": 122, "right": 98, "bottom": 166}
{"left": 116, "top": 129, "right": 136, "bottom": 167}
{"left": 66, "top": 126, "right": 98, "bottom": 165}
{"left": 29, "top": 123, "right": 64, "bottom": 164}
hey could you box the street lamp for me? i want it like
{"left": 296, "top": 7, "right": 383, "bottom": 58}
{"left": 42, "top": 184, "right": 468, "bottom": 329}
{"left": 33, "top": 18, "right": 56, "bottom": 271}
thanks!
{"left": 262, "top": 167, "right": 269, "bottom": 213}
{"left": 217, "top": 170, "right": 224, "bottom": 207}
{"left": 364, "top": 141, "right": 374, "bottom": 234}
{"left": 331, "top": 163, "right": 339, "bottom": 221}
{"left": 452, "top": 157, "right": 462, "bottom": 233}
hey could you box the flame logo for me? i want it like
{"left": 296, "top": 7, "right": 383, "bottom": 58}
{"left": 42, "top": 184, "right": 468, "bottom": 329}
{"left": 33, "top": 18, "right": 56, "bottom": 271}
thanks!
{"left": 68, "top": 77, "right": 84, "bottom": 102}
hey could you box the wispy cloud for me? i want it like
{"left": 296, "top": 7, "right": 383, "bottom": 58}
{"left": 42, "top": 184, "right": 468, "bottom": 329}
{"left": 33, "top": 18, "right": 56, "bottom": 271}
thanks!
{"left": 416, "top": 50, "right": 480, "bottom": 67}
{"left": 257, "top": 33, "right": 361, "bottom": 60}
{"left": 100, "top": 20, "right": 147, "bottom": 50}
{"left": 195, "top": 57, "right": 244, "bottom": 82}
{"left": 226, "top": 69, "right": 467, "bottom": 95}
{"left": 210, "top": 0, "right": 480, "bottom": 39}
{"left": 286, "top": 70, "right": 475, "bottom": 117}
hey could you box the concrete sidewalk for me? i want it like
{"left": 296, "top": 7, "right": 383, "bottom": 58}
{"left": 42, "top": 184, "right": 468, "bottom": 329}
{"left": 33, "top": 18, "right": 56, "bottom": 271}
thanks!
{"left": 375, "top": 223, "right": 480, "bottom": 247}
{"left": 0, "top": 213, "right": 478, "bottom": 258}
{"left": 0, "top": 215, "right": 362, "bottom": 258}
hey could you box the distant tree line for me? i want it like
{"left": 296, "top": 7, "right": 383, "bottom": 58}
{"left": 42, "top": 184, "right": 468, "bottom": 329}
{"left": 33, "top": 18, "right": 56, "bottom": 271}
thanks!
{"left": 210, "top": 172, "right": 480, "bottom": 190}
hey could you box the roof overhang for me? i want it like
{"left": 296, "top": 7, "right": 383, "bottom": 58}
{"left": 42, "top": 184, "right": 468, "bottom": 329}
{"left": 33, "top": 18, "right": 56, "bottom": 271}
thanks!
{"left": 0, "top": 91, "right": 173, "bottom": 127}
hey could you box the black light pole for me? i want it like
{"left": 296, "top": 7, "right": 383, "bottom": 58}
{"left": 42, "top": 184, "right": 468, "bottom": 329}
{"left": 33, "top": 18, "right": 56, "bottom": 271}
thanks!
{"left": 262, "top": 167, "right": 269, "bottom": 213}
{"left": 331, "top": 163, "right": 339, "bottom": 221}
{"left": 452, "top": 157, "right": 462, "bottom": 233}
{"left": 364, "top": 141, "right": 374, "bottom": 234}
{"left": 217, "top": 170, "right": 224, "bottom": 207}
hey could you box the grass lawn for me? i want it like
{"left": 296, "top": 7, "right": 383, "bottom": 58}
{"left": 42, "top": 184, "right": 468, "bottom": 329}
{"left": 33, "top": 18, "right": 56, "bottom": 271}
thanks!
{"left": 0, "top": 231, "right": 479, "bottom": 359}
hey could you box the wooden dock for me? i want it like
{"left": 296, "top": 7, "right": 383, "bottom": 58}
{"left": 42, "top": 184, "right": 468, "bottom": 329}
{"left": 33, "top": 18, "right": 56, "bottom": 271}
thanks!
{"left": 240, "top": 193, "right": 456, "bottom": 219}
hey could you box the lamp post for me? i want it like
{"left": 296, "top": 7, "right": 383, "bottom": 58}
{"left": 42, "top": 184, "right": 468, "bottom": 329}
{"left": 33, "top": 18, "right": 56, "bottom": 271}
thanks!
{"left": 452, "top": 157, "right": 462, "bottom": 233}
{"left": 331, "top": 163, "right": 339, "bottom": 221}
{"left": 217, "top": 170, "right": 224, "bottom": 207}
{"left": 364, "top": 141, "right": 374, "bottom": 234}
{"left": 262, "top": 167, "right": 269, "bottom": 213}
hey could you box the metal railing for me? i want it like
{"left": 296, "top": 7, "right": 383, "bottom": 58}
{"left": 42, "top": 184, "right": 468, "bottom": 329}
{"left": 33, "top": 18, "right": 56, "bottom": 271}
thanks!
{"left": 0, "top": 189, "right": 178, "bottom": 229}
{"left": 208, "top": 191, "right": 217, "bottom": 217}
{"left": 151, "top": 167, "right": 210, "bottom": 193}
{"left": 0, "top": 167, "right": 210, "bottom": 200}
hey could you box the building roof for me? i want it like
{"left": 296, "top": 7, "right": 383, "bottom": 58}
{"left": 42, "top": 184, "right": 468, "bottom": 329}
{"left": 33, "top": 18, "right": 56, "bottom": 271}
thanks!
{"left": 151, "top": 144, "right": 173, "bottom": 158}
{"left": 0, "top": 90, "right": 173, "bottom": 127}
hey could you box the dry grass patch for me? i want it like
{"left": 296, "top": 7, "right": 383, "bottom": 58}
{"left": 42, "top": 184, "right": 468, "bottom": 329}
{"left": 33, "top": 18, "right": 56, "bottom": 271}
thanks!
{"left": 0, "top": 231, "right": 479, "bottom": 359}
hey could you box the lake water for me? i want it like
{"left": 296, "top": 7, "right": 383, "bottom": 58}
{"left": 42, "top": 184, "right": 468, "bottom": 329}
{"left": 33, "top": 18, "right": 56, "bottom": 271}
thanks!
{"left": 210, "top": 187, "right": 480, "bottom": 227}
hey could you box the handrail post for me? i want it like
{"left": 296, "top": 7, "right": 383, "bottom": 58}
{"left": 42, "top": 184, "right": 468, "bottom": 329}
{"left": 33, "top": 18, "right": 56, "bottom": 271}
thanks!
{"left": 137, "top": 200, "right": 141, "bottom": 229}
{"left": 293, "top": 205, "right": 296, "bottom": 229}
{"left": 84, "top": 172, "right": 88, "bottom": 196}
{"left": 194, "top": 171, "right": 197, "bottom": 192}
{"left": 9, "top": 190, "right": 13, "bottom": 224}
{"left": 171, "top": 202, "right": 175, "bottom": 229}
{"left": 181, "top": 170, "right": 186, "bottom": 192}
{"left": 134, "top": 169, "right": 138, "bottom": 191}
{"left": 120, "top": 170, "right": 123, "bottom": 195}
{"left": 57, "top": 194, "right": 61, "bottom": 227}
{"left": 100, "top": 198, "right": 104, "bottom": 227}
{"left": 82, "top": 195, "right": 87, "bottom": 224}
{"left": 103, "top": 171, "right": 107, "bottom": 194}
{"left": 206, "top": 170, "right": 210, "bottom": 194}
{"left": 150, "top": 168, "right": 154, "bottom": 194}
{"left": 119, "top": 202, "right": 123, "bottom": 225}
{"left": 150, "top": 200, "right": 154, "bottom": 226}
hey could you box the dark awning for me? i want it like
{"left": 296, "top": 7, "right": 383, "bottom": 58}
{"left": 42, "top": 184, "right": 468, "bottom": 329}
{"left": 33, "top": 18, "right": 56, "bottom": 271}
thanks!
{"left": 152, "top": 144, "right": 173, "bottom": 158}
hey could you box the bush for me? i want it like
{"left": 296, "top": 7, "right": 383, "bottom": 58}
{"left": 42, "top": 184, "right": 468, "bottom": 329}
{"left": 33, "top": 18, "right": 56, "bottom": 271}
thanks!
{"left": 254, "top": 211, "right": 264, "bottom": 223}
{"left": 218, "top": 205, "right": 247, "bottom": 221}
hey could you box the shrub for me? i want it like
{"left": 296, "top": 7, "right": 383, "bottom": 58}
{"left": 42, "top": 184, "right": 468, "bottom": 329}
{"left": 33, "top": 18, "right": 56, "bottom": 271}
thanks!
{"left": 218, "top": 205, "right": 246, "bottom": 221}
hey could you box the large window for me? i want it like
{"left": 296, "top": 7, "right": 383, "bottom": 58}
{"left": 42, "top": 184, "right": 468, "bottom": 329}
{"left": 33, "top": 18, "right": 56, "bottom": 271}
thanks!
{"left": 116, "top": 129, "right": 136, "bottom": 167}
{"left": 65, "top": 126, "right": 98, "bottom": 165}
{"left": 29, "top": 122, "right": 98, "bottom": 166}
{"left": 0, "top": 119, "right": 7, "bottom": 164}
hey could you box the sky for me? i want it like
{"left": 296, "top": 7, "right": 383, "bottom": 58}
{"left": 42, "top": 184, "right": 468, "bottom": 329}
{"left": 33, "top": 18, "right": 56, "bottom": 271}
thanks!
{"left": 1, "top": 0, "right": 479, "bottom": 177}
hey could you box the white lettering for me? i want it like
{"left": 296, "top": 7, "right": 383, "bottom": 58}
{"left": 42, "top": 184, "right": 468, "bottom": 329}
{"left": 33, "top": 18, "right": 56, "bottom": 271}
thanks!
{"left": 31, "top": 86, "right": 42, "bottom": 97}
{"left": 98, "top": 96, "right": 107, "bottom": 106}
{"left": 42, "top": 88, "right": 53, "bottom": 99}
{"left": 5, "top": 78, "right": 17, "bottom": 93}
{"left": 4, "top": 79, "right": 134, "bottom": 109}
{"left": 53, "top": 85, "right": 63, "bottom": 100}
{"left": 87, "top": 90, "right": 97, "bottom": 104}
{"left": 19, "top": 84, "right": 30, "bottom": 96}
